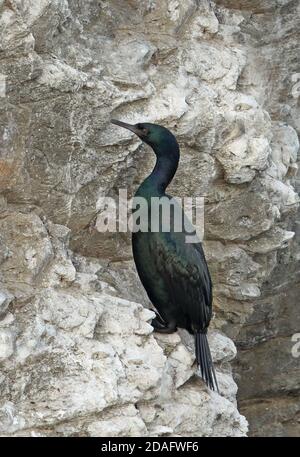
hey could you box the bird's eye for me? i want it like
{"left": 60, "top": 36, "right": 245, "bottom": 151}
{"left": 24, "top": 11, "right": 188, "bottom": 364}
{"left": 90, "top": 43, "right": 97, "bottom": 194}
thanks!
{"left": 137, "top": 124, "right": 148, "bottom": 135}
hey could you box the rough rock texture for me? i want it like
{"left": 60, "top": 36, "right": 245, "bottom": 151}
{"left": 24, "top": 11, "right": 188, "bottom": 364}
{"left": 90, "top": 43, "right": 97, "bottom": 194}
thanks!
{"left": 224, "top": 0, "right": 300, "bottom": 436}
{"left": 0, "top": 0, "right": 299, "bottom": 436}
{"left": 0, "top": 216, "right": 246, "bottom": 437}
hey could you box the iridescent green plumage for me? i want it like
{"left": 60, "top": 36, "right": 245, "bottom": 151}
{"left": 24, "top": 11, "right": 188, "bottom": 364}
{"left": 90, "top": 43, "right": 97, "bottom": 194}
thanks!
{"left": 111, "top": 119, "right": 218, "bottom": 391}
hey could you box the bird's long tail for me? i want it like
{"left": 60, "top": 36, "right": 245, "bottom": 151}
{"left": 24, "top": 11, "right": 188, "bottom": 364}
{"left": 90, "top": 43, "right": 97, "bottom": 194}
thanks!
{"left": 195, "top": 331, "right": 219, "bottom": 393}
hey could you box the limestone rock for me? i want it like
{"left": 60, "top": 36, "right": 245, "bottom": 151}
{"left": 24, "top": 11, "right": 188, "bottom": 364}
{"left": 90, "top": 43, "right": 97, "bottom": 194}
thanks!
{"left": 0, "top": 0, "right": 299, "bottom": 437}
{"left": 0, "top": 328, "right": 15, "bottom": 361}
{"left": 0, "top": 291, "right": 13, "bottom": 318}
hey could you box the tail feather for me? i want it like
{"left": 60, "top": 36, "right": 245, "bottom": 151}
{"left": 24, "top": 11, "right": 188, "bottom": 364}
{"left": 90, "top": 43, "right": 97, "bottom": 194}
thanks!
{"left": 195, "top": 331, "right": 219, "bottom": 393}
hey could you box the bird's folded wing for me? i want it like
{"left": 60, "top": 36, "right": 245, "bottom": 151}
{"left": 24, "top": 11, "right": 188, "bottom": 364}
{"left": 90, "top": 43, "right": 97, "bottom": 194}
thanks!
{"left": 149, "top": 231, "right": 213, "bottom": 330}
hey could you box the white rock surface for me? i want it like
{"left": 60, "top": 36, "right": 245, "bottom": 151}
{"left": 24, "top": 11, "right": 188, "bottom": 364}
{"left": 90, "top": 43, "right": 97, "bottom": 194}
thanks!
{"left": 0, "top": 0, "right": 299, "bottom": 437}
{"left": 0, "top": 208, "right": 247, "bottom": 436}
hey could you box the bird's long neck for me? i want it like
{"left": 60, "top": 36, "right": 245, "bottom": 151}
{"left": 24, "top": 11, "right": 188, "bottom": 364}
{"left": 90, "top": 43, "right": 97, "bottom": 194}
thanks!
{"left": 143, "top": 141, "right": 180, "bottom": 196}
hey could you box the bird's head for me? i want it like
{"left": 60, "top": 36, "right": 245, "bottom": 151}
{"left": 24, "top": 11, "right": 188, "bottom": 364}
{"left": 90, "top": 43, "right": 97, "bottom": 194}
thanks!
{"left": 111, "top": 119, "right": 179, "bottom": 156}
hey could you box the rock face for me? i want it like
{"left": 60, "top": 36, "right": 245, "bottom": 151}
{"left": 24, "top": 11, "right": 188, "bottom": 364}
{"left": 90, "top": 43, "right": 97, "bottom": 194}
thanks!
{"left": 0, "top": 0, "right": 298, "bottom": 437}
{"left": 0, "top": 216, "right": 247, "bottom": 437}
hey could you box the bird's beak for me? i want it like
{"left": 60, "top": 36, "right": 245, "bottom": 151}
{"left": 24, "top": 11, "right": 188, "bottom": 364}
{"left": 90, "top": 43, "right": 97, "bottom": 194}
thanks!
{"left": 110, "top": 119, "right": 143, "bottom": 136}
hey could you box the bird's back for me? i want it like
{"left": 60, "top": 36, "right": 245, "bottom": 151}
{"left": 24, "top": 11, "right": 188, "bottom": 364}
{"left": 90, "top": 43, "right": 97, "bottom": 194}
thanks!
{"left": 132, "top": 194, "right": 212, "bottom": 333}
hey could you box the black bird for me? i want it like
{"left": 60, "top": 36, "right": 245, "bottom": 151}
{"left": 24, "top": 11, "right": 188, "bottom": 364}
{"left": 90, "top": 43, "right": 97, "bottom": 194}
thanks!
{"left": 111, "top": 119, "right": 218, "bottom": 391}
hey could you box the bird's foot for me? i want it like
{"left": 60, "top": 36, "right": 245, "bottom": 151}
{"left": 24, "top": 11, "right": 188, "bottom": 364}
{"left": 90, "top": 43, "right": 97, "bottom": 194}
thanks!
{"left": 151, "top": 315, "right": 177, "bottom": 334}
{"left": 154, "top": 325, "right": 177, "bottom": 334}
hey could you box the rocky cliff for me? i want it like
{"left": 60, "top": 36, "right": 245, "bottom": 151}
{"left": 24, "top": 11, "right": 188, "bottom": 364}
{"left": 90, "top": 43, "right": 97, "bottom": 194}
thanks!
{"left": 0, "top": 0, "right": 299, "bottom": 436}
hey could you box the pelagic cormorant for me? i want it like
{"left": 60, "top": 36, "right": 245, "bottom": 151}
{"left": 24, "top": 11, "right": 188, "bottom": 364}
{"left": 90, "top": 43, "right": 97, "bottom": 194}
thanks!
{"left": 111, "top": 119, "right": 218, "bottom": 391}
